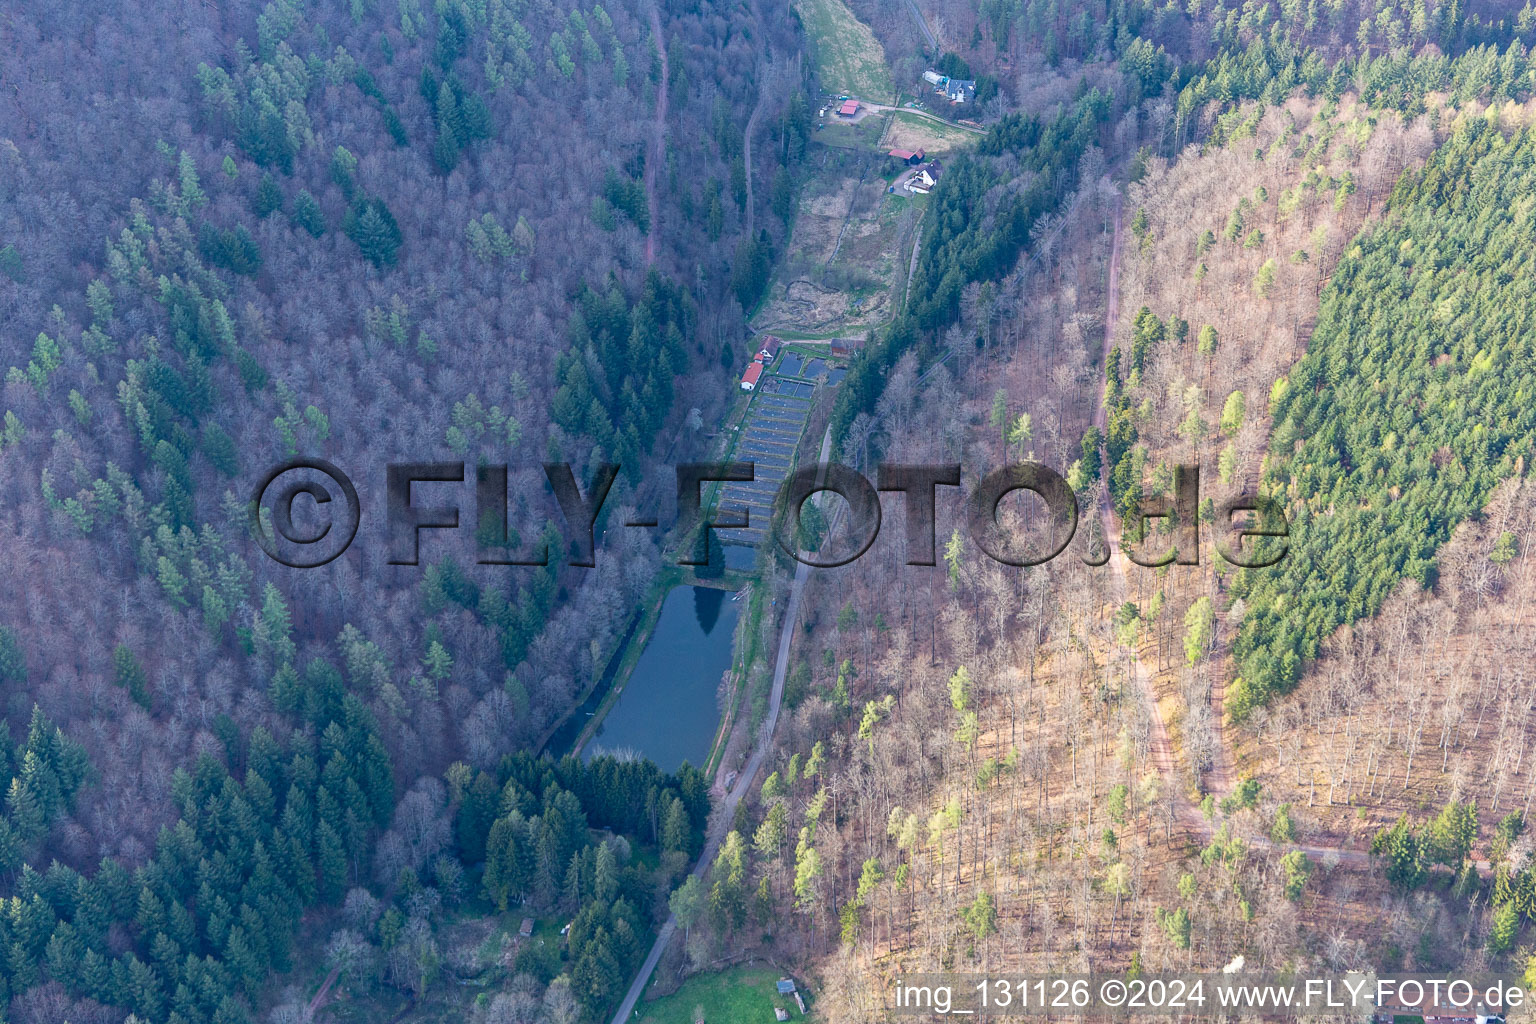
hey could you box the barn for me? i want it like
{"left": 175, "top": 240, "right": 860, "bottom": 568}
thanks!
{"left": 740, "top": 359, "right": 764, "bottom": 391}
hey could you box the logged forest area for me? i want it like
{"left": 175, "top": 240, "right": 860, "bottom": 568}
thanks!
{"left": 8, "top": 0, "right": 1536, "bottom": 1022}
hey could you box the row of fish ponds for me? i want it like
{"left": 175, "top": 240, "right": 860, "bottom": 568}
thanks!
{"left": 564, "top": 345, "right": 845, "bottom": 771}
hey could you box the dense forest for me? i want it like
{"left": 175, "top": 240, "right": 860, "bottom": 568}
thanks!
{"left": 1, "top": 0, "right": 800, "bottom": 835}
{"left": 1230, "top": 116, "right": 1536, "bottom": 713}
{"left": 0, "top": 0, "right": 804, "bottom": 1019}
{"left": 11, "top": 0, "right": 1536, "bottom": 1018}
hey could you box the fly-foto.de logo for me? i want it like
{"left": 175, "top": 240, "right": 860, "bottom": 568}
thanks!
{"left": 249, "top": 460, "right": 1289, "bottom": 570}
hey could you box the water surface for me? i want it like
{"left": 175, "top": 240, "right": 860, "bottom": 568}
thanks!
{"left": 585, "top": 586, "right": 740, "bottom": 771}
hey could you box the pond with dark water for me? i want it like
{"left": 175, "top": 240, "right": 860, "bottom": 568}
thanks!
{"left": 583, "top": 586, "right": 741, "bottom": 772}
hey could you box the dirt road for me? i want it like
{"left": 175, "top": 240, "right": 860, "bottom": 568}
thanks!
{"left": 1091, "top": 199, "right": 1384, "bottom": 870}
{"left": 903, "top": 0, "right": 937, "bottom": 50}
{"left": 643, "top": 3, "right": 667, "bottom": 266}
{"left": 606, "top": 429, "right": 833, "bottom": 1024}
{"left": 1093, "top": 198, "right": 1185, "bottom": 817}
{"left": 1093, "top": 200, "right": 1172, "bottom": 765}
{"left": 743, "top": 87, "right": 766, "bottom": 237}
{"left": 852, "top": 100, "right": 986, "bottom": 135}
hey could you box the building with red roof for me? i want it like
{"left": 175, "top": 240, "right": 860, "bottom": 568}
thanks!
{"left": 740, "top": 359, "right": 764, "bottom": 391}
{"left": 837, "top": 99, "right": 859, "bottom": 117}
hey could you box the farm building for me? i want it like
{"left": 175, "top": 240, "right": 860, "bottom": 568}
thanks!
{"left": 830, "top": 337, "right": 864, "bottom": 358}
{"left": 888, "top": 147, "right": 925, "bottom": 164}
{"left": 741, "top": 359, "right": 764, "bottom": 391}
{"left": 757, "top": 334, "right": 782, "bottom": 361}
{"left": 904, "top": 167, "right": 937, "bottom": 194}
{"left": 923, "top": 72, "right": 975, "bottom": 103}
{"left": 777, "top": 978, "right": 807, "bottom": 1014}
{"left": 837, "top": 99, "right": 859, "bottom": 117}
{"left": 943, "top": 78, "right": 976, "bottom": 103}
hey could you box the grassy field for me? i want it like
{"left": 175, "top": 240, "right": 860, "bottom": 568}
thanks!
{"left": 794, "top": 0, "right": 894, "bottom": 102}
{"left": 635, "top": 965, "right": 803, "bottom": 1024}
{"left": 814, "top": 110, "right": 890, "bottom": 151}
{"left": 753, "top": 147, "right": 922, "bottom": 337}
{"left": 885, "top": 110, "right": 981, "bottom": 154}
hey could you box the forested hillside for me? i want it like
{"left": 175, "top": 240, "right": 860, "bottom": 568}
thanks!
{"left": 698, "top": 0, "right": 1536, "bottom": 1016}
{"left": 875, "top": 0, "right": 1536, "bottom": 101}
{"left": 1231, "top": 116, "right": 1536, "bottom": 709}
{"left": 15, "top": 0, "right": 1536, "bottom": 1017}
{"left": 0, "top": 0, "right": 806, "bottom": 1020}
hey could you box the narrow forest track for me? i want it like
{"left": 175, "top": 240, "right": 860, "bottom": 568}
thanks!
{"left": 742, "top": 9, "right": 770, "bottom": 240}
{"left": 1093, "top": 199, "right": 1179, "bottom": 780}
{"left": 824, "top": 154, "right": 873, "bottom": 268}
{"left": 306, "top": 966, "right": 340, "bottom": 1020}
{"left": 743, "top": 89, "right": 766, "bottom": 237}
{"left": 1090, "top": 198, "right": 1404, "bottom": 874}
{"left": 607, "top": 430, "right": 832, "bottom": 1024}
{"left": 902, "top": 227, "right": 922, "bottom": 312}
{"left": 902, "top": 0, "right": 937, "bottom": 50}
{"left": 644, "top": 2, "right": 668, "bottom": 266}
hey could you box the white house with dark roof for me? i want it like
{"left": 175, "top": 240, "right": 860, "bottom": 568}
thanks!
{"left": 943, "top": 77, "right": 976, "bottom": 103}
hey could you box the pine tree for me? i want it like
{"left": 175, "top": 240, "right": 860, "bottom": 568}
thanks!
{"left": 0, "top": 627, "right": 24, "bottom": 685}
{"left": 593, "top": 841, "right": 618, "bottom": 904}
{"left": 9, "top": 940, "right": 38, "bottom": 993}
{"left": 80, "top": 948, "right": 111, "bottom": 1002}
{"left": 661, "top": 797, "right": 690, "bottom": 855}
{"left": 570, "top": 925, "right": 621, "bottom": 1013}
{"left": 330, "top": 146, "right": 358, "bottom": 194}
{"left": 343, "top": 198, "right": 403, "bottom": 267}
{"left": 1371, "top": 815, "right": 1426, "bottom": 891}
{"left": 292, "top": 190, "right": 325, "bottom": 237}
{"left": 1490, "top": 900, "right": 1520, "bottom": 953}
{"left": 315, "top": 819, "right": 346, "bottom": 903}
{"left": 126, "top": 953, "right": 166, "bottom": 1021}
{"left": 7, "top": 777, "right": 44, "bottom": 842}
{"left": 252, "top": 173, "right": 283, "bottom": 218}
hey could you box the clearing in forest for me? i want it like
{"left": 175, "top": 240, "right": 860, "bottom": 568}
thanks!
{"left": 753, "top": 155, "right": 918, "bottom": 336}
{"left": 755, "top": 104, "right": 980, "bottom": 337}
{"left": 884, "top": 111, "right": 978, "bottom": 154}
{"left": 794, "top": 0, "right": 895, "bottom": 103}
{"left": 635, "top": 965, "right": 801, "bottom": 1022}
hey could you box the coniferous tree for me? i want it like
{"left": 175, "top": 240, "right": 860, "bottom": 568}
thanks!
{"left": 343, "top": 197, "right": 402, "bottom": 267}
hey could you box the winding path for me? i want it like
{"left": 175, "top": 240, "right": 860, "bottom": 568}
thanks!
{"left": 606, "top": 429, "right": 832, "bottom": 1024}
{"left": 1090, "top": 199, "right": 1380, "bottom": 871}
{"left": 903, "top": 0, "right": 937, "bottom": 50}
{"left": 1093, "top": 198, "right": 1181, "bottom": 810}
{"left": 643, "top": 3, "right": 668, "bottom": 266}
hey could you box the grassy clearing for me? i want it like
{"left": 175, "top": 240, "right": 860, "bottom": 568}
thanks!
{"left": 636, "top": 965, "right": 802, "bottom": 1024}
{"left": 754, "top": 150, "right": 920, "bottom": 337}
{"left": 886, "top": 110, "right": 981, "bottom": 154}
{"left": 795, "top": 0, "right": 894, "bottom": 102}
{"left": 814, "top": 110, "right": 891, "bottom": 151}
